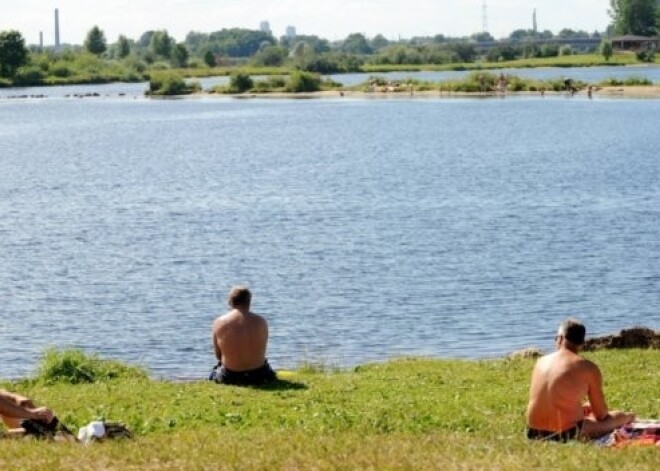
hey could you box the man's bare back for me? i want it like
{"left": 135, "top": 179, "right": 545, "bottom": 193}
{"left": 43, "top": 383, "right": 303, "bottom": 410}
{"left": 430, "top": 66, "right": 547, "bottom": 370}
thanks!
{"left": 526, "top": 319, "right": 634, "bottom": 441}
{"left": 527, "top": 349, "right": 596, "bottom": 432}
{"left": 212, "top": 308, "right": 268, "bottom": 371}
{"left": 209, "top": 286, "right": 275, "bottom": 386}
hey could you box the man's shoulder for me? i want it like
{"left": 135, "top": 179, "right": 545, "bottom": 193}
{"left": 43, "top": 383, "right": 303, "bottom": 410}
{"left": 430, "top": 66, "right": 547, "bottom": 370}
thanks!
{"left": 212, "top": 313, "right": 232, "bottom": 330}
{"left": 248, "top": 312, "right": 268, "bottom": 326}
{"left": 576, "top": 355, "right": 601, "bottom": 374}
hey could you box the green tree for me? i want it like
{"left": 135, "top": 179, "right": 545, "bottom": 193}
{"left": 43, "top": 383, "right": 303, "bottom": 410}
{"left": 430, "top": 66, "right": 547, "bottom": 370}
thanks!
{"left": 228, "top": 72, "right": 253, "bottom": 93}
{"left": 170, "top": 42, "right": 189, "bottom": 67}
{"left": 116, "top": 35, "right": 131, "bottom": 58}
{"left": 370, "top": 34, "right": 390, "bottom": 50}
{"left": 84, "top": 26, "right": 107, "bottom": 55}
{"left": 600, "top": 39, "right": 613, "bottom": 61}
{"left": 471, "top": 32, "right": 494, "bottom": 42}
{"left": 341, "top": 33, "right": 372, "bottom": 54}
{"left": 150, "top": 30, "right": 174, "bottom": 58}
{"left": 203, "top": 50, "right": 216, "bottom": 67}
{"left": 0, "top": 30, "right": 29, "bottom": 77}
{"left": 138, "top": 31, "right": 155, "bottom": 48}
{"left": 609, "top": 0, "right": 657, "bottom": 35}
{"left": 251, "top": 45, "right": 286, "bottom": 66}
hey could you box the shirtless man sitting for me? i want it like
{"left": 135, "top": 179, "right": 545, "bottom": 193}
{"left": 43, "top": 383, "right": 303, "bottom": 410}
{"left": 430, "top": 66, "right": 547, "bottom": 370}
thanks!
{"left": 210, "top": 286, "right": 276, "bottom": 386}
{"left": 526, "top": 318, "right": 635, "bottom": 442}
{"left": 0, "top": 389, "right": 55, "bottom": 436}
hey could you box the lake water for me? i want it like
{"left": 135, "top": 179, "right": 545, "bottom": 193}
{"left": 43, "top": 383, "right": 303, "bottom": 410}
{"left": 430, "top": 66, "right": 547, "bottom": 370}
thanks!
{"left": 1, "top": 93, "right": 659, "bottom": 380}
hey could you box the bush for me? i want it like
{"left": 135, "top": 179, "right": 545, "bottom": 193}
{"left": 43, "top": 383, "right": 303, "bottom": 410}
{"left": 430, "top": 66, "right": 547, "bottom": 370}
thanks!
{"left": 600, "top": 40, "right": 613, "bottom": 61}
{"left": 150, "top": 61, "right": 171, "bottom": 70}
{"left": 148, "top": 71, "right": 199, "bottom": 95}
{"left": 559, "top": 45, "right": 573, "bottom": 56}
{"left": 14, "top": 65, "right": 45, "bottom": 85}
{"left": 636, "top": 50, "right": 655, "bottom": 63}
{"left": 228, "top": 72, "right": 253, "bottom": 93}
{"left": 35, "top": 348, "right": 147, "bottom": 384}
{"left": 187, "top": 57, "right": 207, "bottom": 69}
{"left": 599, "top": 76, "right": 653, "bottom": 86}
{"left": 286, "top": 71, "right": 321, "bottom": 92}
{"left": 252, "top": 76, "right": 287, "bottom": 92}
{"left": 50, "top": 62, "right": 72, "bottom": 77}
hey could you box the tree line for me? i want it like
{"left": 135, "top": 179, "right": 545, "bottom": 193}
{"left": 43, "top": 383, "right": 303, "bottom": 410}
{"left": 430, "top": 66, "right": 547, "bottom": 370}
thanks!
{"left": 1, "top": 1, "right": 658, "bottom": 83}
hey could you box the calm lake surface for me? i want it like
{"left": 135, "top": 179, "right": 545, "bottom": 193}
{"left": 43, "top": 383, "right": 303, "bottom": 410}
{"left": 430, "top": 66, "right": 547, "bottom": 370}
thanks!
{"left": 1, "top": 93, "right": 659, "bottom": 379}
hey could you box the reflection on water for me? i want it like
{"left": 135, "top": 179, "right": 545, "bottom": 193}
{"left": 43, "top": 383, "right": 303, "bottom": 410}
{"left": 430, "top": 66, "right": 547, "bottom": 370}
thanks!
{"left": 0, "top": 96, "right": 659, "bottom": 379}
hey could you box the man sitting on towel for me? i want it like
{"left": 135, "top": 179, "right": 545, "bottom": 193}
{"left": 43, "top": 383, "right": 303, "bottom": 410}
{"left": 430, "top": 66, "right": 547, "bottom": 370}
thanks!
{"left": 210, "top": 286, "right": 276, "bottom": 386}
{"left": 0, "top": 389, "right": 55, "bottom": 434}
{"left": 526, "top": 318, "right": 635, "bottom": 442}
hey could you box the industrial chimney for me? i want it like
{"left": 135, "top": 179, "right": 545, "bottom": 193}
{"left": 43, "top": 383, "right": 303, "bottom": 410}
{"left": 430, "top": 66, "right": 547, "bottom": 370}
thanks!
{"left": 54, "top": 8, "right": 60, "bottom": 50}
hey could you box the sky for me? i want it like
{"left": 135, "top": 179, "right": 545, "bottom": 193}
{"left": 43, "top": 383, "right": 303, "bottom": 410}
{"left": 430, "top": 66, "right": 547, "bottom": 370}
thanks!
{"left": 1, "top": 0, "right": 611, "bottom": 45}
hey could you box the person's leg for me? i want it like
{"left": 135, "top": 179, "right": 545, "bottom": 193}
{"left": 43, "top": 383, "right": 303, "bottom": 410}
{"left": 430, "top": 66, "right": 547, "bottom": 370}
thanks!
{"left": 581, "top": 411, "right": 635, "bottom": 439}
{"left": 1, "top": 397, "right": 35, "bottom": 429}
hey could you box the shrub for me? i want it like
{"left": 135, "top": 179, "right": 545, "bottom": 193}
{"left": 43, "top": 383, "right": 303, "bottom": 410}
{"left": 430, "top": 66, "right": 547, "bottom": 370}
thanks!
{"left": 14, "top": 65, "right": 45, "bottom": 85}
{"left": 148, "top": 71, "right": 199, "bottom": 95}
{"left": 35, "top": 348, "right": 147, "bottom": 384}
{"left": 286, "top": 71, "right": 321, "bottom": 92}
{"left": 50, "top": 62, "right": 72, "bottom": 77}
{"left": 187, "top": 57, "right": 206, "bottom": 69}
{"left": 559, "top": 45, "right": 573, "bottom": 56}
{"left": 600, "top": 40, "right": 613, "bottom": 61}
{"left": 252, "top": 76, "right": 287, "bottom": 92}
{"left": 636, "top": 50, "right": 655, "bottom": 63}
{"left": 228, "top": 72, "right": 253, "bottom": 93}
{"left": 599, "top": 76, "right": 653, "bottom": 86}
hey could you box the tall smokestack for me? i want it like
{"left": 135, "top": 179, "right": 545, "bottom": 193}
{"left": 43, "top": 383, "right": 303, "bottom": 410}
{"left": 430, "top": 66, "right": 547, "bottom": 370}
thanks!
{"left": 40, "top": 31, "right": 44, "bottom": 51}
{"left": 54, "top": 8, "right": 60, "bottom": 49}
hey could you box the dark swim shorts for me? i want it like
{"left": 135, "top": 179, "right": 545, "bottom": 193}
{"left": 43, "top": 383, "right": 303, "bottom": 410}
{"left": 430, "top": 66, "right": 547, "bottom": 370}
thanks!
{"left": 526, "top": 421, "right": 583, "bottom": 442}
{"left": 208, "top": 360, "right": 276, "bottom": 386}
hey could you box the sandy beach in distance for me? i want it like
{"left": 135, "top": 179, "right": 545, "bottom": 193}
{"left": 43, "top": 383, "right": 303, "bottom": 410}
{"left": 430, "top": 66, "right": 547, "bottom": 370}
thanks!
{"left": 214, "top": 85, "right": 660, "bottom": 100}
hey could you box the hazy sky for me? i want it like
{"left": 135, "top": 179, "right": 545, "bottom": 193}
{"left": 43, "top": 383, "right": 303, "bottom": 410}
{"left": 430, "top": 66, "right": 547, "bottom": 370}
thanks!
{"left": 2, "top": 1, "right": 611, "bottom": 45}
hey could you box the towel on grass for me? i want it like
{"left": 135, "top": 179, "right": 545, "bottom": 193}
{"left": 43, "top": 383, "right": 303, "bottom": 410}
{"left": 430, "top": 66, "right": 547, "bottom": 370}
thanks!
{"left": 594, "top": 420, "right": 660, "bottom": 448}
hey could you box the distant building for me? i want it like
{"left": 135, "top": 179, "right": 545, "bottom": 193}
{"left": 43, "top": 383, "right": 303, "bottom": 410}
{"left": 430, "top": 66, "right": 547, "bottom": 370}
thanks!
{"left": 39, "top": 31, "right": 44, "bottom": 51}
{"left": 286, "top": 26, "right": 297, "bottom": 40}
{"left": 611, "top": 35, "right": 660, "bottom": 52}
{"left": 260, "top": 21, "right": 271, "bottom": 34}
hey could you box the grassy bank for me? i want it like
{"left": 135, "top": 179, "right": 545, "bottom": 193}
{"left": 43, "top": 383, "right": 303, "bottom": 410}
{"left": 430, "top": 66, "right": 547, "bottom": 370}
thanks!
{"left": 361, "top": 53, "right": 640, "bottom": 73}
{"left": 1, "top": 349, "right": 658, "bottom": 470}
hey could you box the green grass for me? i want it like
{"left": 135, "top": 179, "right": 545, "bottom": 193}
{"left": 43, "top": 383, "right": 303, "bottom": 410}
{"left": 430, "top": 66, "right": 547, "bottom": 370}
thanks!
{"left": 361, "top": 53, "right": 639, "bottom": 73}
{"left": 1, "top": 349, "right": 659, "bottom": 470}
{"left": 348, "top": 72, "right": 589, "bottom": 94}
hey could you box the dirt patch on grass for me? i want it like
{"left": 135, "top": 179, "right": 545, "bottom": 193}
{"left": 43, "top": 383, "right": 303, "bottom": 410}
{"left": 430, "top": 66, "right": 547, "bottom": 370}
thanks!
{"left": 583, "top": 327, "right": 660, "bottom": 351}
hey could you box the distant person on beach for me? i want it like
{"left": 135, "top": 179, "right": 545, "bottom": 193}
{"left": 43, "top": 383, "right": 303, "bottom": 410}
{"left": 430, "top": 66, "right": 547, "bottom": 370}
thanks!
{"left": 209, "top": 286, "right": 276, "bottom": 386}
{"left": 526, "top": 318, "right": 635, "bottom": 442}
{"left": 0, "top": 389, "right": 55, "bottom": 432}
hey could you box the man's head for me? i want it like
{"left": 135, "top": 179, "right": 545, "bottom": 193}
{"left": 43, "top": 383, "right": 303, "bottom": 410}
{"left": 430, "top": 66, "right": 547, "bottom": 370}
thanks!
{"left": 228, "top": 286, "right": 252, "bottom": 309}
{"left": 556, "top": 318, "right": 586, "bottom": 350}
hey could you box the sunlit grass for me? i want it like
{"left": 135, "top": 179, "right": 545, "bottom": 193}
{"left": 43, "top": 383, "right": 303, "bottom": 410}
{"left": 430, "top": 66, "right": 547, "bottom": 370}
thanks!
{"left": 362, "top": 53, "right": 639, "bottom": 73}
{"left": 1, "top": 349, "right": 658, "bottom": 469}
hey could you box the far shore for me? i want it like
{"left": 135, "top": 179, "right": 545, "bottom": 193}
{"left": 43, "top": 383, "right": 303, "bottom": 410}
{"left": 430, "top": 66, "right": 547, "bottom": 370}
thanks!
{"left": 209, "top": 85, "right": 660, "bottom": 100}
{"left": 3, "top": 85, "right": 660, "bottom": 101}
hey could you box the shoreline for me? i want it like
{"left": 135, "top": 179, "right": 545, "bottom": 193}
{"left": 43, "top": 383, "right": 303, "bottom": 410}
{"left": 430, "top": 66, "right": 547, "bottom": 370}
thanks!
{"left": 214, "top": 85, "right": 660, "bottom": 100}
{"left": 4, "top": 85, "right": 660, "bottom": 101}
{"left": 2, "top": 327, "right": 657, "bottom": 383}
